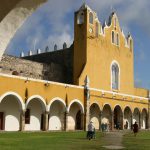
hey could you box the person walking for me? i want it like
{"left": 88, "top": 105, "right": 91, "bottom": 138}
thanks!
{"left": 133, "top": 121, "right": 139, "bottom": 136}
{"left": 87, "top": 121, "right": 95, "bottom": 140}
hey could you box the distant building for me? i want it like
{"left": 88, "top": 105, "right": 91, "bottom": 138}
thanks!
{"left": 0, "top": 4, "right": 149, "bottom": 131}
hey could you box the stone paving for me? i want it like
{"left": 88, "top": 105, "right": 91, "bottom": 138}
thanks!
{"left": 102, "top": 131, "right": 126, "bottom": 149}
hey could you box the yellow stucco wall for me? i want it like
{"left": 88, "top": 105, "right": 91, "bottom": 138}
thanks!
{"left": 0, "top": 74, "right": 148, "bottom": 113}
{"left": 90, "top": 89, "right": 148, "bottom": 113}
{"left": 0, "top": 5, "right": 149, "bottom": 119}
{"left": 0, "top": 74, "right": 84, "bottom": 107}
{"left": 74, "top": 7, "right": 135, "bottom": 95}
{"left": 134, "top": 87, "right": 149, "bottom": 98}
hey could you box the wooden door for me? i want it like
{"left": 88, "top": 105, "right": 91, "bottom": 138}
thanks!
{"left": 0, "top": 112, "right": 4, "bottom": 130}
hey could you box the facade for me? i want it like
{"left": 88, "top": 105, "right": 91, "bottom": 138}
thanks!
{"left": 0, "top": 4, "right": 149, "bottom": 131}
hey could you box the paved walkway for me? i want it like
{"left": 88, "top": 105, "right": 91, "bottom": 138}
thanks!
{"left": 101, "top": 131, "right": 126, "bottom": 149}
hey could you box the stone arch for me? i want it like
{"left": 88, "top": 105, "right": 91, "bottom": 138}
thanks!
{"left": 47, "top": 97, "right": 66, "bottom": 112}
{"left": 141, "top": 108, "right": 148, "bottom": 129}
{"left": 114, "top": 105, "right": 123, "bottom": 129}
{"left": 68, "top": 99, "right": 84, "bottom": 114}
{"left": 124, "top": 106, "right": 132, "bottom": 129}
{"left": 0, "top": 91, "right": 24, "bottom": 131}
{"left": 67, "top": 99, "right": 84, "bottom": 130}
{"left": 48, "top": 97, "right": 66, "bottom": 131}
{"left": 0, "top": 0, "right": 47, "bottom": 60}
{"left": 25, "top": 95, "right": 46, "bottom": 110}
{"left": 90, "top": 103, "right": 101, "bottom": 130}
{"left": 0, "top": 91, "right": 25, "bottom": 110}
{"left": 133, "top": 107, "right": 140, "bottom": 125}
{"left": 25, "top": 95, "right": 46, "bottom": 131}
{"left": 102, "top": 104, "right": 112, "bottom": 130}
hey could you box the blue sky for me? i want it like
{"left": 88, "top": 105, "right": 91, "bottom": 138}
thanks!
{"left": 5, "top": 0, "right": 150, "bottom": 90}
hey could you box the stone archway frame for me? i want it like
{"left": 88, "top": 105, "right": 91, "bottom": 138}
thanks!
{"left": 90, "top": 102, "right": 101, "bottom": 112}
{"left": 141, "top": 108, "right": 148, "bottom": 129}
{"left": 90, "top": 102, "right": 101, "bottom": 130}
{"left": 123, "top": 105, "right": 133, "bottom": 114}
{"left": 102, "top": 103, "right": 113, "bottom": 112}
{"left": 0, "top": 0, "right": 48, "bottom": 60}
{"left": 113, "top": 104, "right": 124, "bottom": 129}
{"left": 102, "top": 103, "right": 113, "bottom": 127}
{"left": 47, "top": 97, "right": 66, "bottom": 131}
{"left": 25, "top": 95, "right": 46, "bottom": 111}
{"left": 133, "top": 107, "right": 141, "bottom": 114}
{"left": 47, "top": 97, "right": 66, "bottom": 112}
{"left": 0, "top": 91, "right": 25, "bottom": 110}
{"left": 67, "top": 99, "right": 84, "bottom": 114}
{"left": 123, "top": 106, "right": 132, "bottom": 129}
{"left": 133, "top": 107, "right": 141, "bottom": 125}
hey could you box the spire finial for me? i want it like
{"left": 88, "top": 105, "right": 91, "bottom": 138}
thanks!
{"left": 110, "top": 5, "right": 116, "bottom": 13}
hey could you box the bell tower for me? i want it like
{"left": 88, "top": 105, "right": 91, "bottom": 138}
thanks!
{"left": 73, "top": 4, "right": 98, "bottom": 85}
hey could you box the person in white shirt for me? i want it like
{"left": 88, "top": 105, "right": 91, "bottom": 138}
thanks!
{"left": 87, "top": 121, "right": 95, "bottom": 139}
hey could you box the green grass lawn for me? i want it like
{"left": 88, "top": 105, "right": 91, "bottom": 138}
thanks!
{"left": 0, "top": 131, "right": 150, "bottom": 150}
{"left": 123, "top": 131, "right": 150, "bottom": 150}
{"left": 0, "top": 131, "right": 105, "bottom": 150}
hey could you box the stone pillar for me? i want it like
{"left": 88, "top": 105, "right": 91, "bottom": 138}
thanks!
{"left": 64, "top": 110, "right": 69, "bottom": 131}
{"left": 99, "top": 111, "right": 102, "bottom": 131}
{"left": 43, "top": 111, "right": 49, "bottom": 131}
{"left": 121, "top": 113, "right": 124, "bottom": 130}
{"left": 111, "top": 111, "right": 114, "bottom": 130}
{"left": 85, "top": 100, "right": 90, "bottom": 131}
{"left": 131, "top": 114, "right": 133, "bottom": 130}
{"left": 146, "top": 113, "right": 149, "bottom": 129}
{"left": 81, "top": 113, "right": 85, "bottom": 130}
{"left": 139, "top": 113, "right": 141, "bottom": 129}
{"left": 84, "top": 75, "right": 90, "bottom": 131}
{"left": 20, "top": 109, "right": 26, "bottom": 131}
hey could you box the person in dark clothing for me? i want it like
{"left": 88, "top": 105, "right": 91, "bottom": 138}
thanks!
{"left": 133, "top": 121, "right": 138, "bottom": 136}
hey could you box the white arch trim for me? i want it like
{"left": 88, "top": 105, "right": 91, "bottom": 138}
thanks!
{"left": 114, "top": 104, "right": 123, "bottom": 111}
{"left": 142, "top": 108, "right": 148, "bottom": 113}
{"left": 47, "top": 97, "right": 66, "bottom": 112}
{"left": 133, "top": 107, "right": 141, "bottom": 113}
{"left": 90, "top": 102, "right": 101, "bottom": 112}
{"left": 25, "top": 95, "right": 46, "bottom": 109}
{"left": 0, "top": 91, "right": 25, "bottom": 110}
{"left": 110, "top": 60, "right": 120, "bottom": 91}
{"left": 123, "top": 105, "right": 132, "bottom": 113}
{"left": 68, "top": 99, "right": 84, "bottom": 114}
{"left": 102, "top": 103, "right": 112, "bottom": 111}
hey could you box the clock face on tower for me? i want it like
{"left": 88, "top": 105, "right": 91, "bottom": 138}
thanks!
{"left": 89, "top": 28, "right": 93, "bottom": 33}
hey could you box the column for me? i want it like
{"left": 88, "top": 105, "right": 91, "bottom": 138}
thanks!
{"left": 85, "top": 100, "right": 90, "bottom": 131}
{"left": 146, "top": 113, "right": 149, "bottom": 129}
{"left": 99, "top": 111, "right": 102, "bottom": 131}
{"left": 20, "top": 109, "right": 26, "bottom": 131}
{"left": 131, "top": 114, "right": 133, "bottom": 130}
{"left": 121, "top": 113, "right": 124, "bottom": 130}
{"left": 84, "top": 75, "right": 90, "bottom": 131}
{"left": 111, "top": 111, "right": 114, "bottom": 130}
{"left": 43, "top": 111, "right": 49, "bottom": 131}
{"left": 81, "top": 113, "right": 85, "bottom": 130}
{"left": 139, "top": 113, "right": 141, "bottom": 129}
{"left": 64, "top": 110, "right": 69, "bottom": 131}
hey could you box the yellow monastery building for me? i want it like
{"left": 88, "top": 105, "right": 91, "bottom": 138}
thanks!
{"left": 0, "top": 4, "right": 149, "bottom": 131}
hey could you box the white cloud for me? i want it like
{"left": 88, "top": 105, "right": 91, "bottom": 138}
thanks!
{"left": 6, "top": 0, "right": 150, "bottom": 56}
